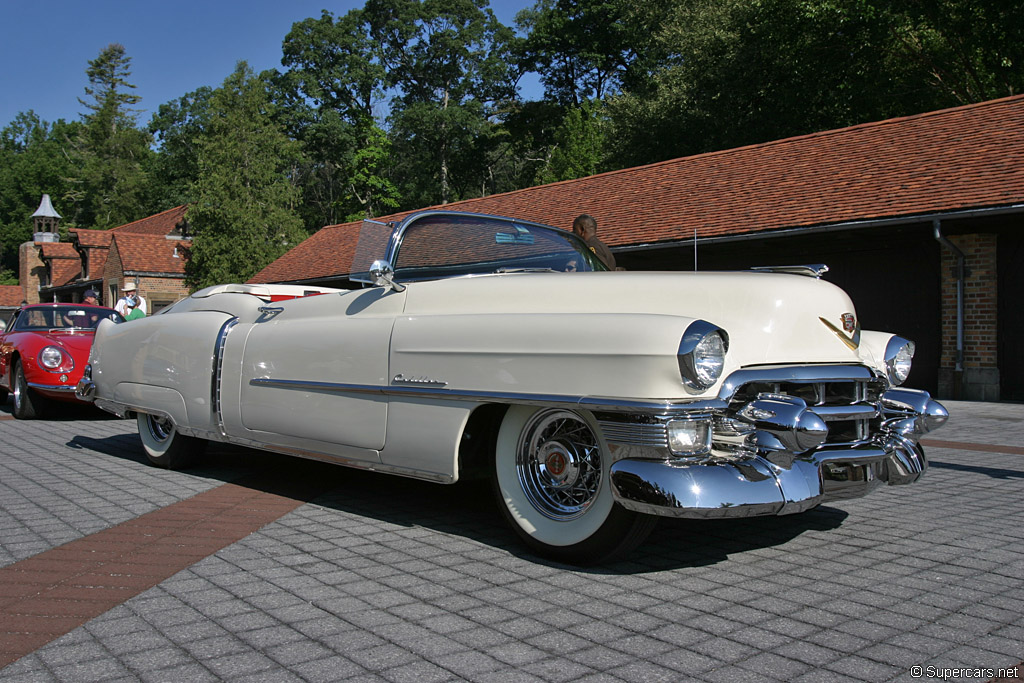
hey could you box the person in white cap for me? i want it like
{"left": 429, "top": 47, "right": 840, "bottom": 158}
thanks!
{"left": 115, "top": 282, "right": 147, "bottom": 317}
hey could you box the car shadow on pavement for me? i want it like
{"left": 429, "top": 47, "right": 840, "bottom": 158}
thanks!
{"left": 929, "top": 459, "right": 1024, "bottom": 479}
{"left": 65, "top": 431, "right": 849, "bottom": 573}
{"left": 0, "top": 398, "right": 117, "bottom": 422}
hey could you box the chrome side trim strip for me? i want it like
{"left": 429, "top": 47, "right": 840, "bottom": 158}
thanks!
{"left": 212, "top": 317, "right": 238, "bottom": 436}
{"left": 248, "top": 377, "right": 726, "bottom": 414}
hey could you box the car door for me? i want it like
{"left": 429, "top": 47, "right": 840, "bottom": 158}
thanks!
{"left": 224, "top": 287, "right": 407, "bottom": 456}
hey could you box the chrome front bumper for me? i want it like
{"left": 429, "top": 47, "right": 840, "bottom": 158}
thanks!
{"left": 607, "top": 384, "right": 946, "bottom": 519}
{"left": 29, "top": 382, "right": 78, "bottom": 393}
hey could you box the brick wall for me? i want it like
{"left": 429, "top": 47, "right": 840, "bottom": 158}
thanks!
{"left": 139, "top": 276, "right": 190, "bottom": 313}
{"left": 938, "top": 233, "right": 999, "bottom": 400}
{"left": 101, "top": 246, "right": 124, "bottom": 308}
{"left": 17, "top": 243, "right": 45, "bottom": 304}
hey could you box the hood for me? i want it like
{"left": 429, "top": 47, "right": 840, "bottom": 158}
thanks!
{"left": 36, "top": 330, "right": 96, "bottom": 356}
{"left": 405, "top": 270, "right": 868, "bottom": 368}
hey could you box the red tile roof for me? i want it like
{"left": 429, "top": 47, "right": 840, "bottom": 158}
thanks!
{"left": 252, "top": 95, "right": 1024, "bottom": 284}
{"left": 71, "top": 229, "right": 113, "bottom": 248}
{"left": 51, "top": 260, "right": 81, "bottom": 287}
{"left": 39, "top": 242, "right": 79, "bottom": 259}
{"left": 0, "top": 285, "right": 23, "bottom": 307}
{"left": 113, "top": 234, "right": 190, "bottom": 274}
{"left": 109, "top": 205, "right": 188, "bottom": 236}
{"left": 87, "top": 250, "right": 109, "bottom": 279}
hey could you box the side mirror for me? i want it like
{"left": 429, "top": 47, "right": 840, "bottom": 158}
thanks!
{"left": 369, "top": 259, "right": 406, "bottom": 292}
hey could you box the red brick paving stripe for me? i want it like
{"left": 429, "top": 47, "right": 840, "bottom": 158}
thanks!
{"left": 0, "top": 475, "right": 325, "bottom": 668}
{"left": 921, "top": 439, "right": 1024, "bottom": 456}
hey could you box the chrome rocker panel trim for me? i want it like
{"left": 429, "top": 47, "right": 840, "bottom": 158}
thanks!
{"left": 29, "top": 382, "right": 77, "bottom": 393}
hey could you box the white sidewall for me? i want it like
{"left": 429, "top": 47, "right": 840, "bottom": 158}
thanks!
{"left": 137, "top": 413, "right": 174, "bottom": 460}
{"left": 495, "top": 405, "right": 614, "bottom": 547}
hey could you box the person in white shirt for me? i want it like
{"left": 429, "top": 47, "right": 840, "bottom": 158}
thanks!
{"left": 115, "top": 282, "right": 147, "bottom": 316}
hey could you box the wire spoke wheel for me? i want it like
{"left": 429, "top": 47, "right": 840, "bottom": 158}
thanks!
{"left": 516, "top": 410, "right": 603, "bottom": 521}
{"left": 493, "top": 406, "right": 657, "bottom": 565}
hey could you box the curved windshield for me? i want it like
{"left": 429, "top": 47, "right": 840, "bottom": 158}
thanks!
{"left": 13, "top": 306, "right": 124, "bottom": 331}
{"left": 391, "top": 214, "right": 607, "bottom": 281}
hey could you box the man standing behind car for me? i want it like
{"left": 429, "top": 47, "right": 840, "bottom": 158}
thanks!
{"left": 65, "top": 289, "right": 103, "bottom": 327}
{"left": 572, "top": 214, "right": 616, "bottom": 270}
{"left": 115, "top": 282, "right": 146, "bottom": 317}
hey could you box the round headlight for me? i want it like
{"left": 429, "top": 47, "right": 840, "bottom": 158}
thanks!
{"left": 39, "top": 345, "right": 65, "bottom": 370}
{"left": 884, "top": 337, "right": 915, "bottom": 386}
{"left": 678, "top": 321, "right": 729, "bottom": 390}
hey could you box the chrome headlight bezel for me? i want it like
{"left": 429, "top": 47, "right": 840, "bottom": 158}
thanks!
{"left": 678, "top": 320, "right": 729, "bottom": 390}
{"left": 39, "top": 345, "right": 69, "bottom": 371}
{"left": 884, "top": 336, "right": 915, "bottom": 386}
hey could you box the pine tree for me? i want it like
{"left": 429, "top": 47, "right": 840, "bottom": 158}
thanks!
{"left": 185, "top": 63, "right": 307, "bottom": 290}
{"left": 70, "top": 44, "right": 153, "bottom": 229}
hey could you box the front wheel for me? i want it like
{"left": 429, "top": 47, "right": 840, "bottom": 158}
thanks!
{"left": 12, "top": 361, "right": 48, "bottom": 419}
{"left": 493, "top": 406, "right": 656, "bottom": 565}
{"left": 137, "top": 413, "right": 207, "bottom": 468}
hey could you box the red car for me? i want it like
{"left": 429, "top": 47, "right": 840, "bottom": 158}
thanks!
{"left": 0, "top": 303, "right": 124, "bottom": 419}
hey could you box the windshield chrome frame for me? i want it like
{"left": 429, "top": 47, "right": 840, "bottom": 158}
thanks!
{"left": 380, "top": 210, "right": 605, "bottom": 281}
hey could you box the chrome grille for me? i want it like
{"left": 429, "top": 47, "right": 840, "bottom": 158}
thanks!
{"left": 728, "top": 375, "right": 887, "bottom": 446}
{"left": 598, "top": 421, "right": 669, "bottom": 447}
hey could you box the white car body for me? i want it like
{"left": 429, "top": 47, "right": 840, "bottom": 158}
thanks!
{"left": 79, "top": 211, "right": 947, "bottom": 563}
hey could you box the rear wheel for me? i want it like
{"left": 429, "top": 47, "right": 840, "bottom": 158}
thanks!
{"left": 137, "top": 413, "right": 207, "bottom": 468}
{"left": 493, "top": 406, "right": 656, "bottom": 564}
{"left": 12, "top": 361, "right": 47, "bottom": 419}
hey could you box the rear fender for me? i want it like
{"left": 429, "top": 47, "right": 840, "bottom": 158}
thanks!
{"left": 91, "top": 311, "right": 234, "bottom": 433}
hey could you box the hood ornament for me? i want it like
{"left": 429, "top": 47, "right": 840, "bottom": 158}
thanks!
{"left": 820, "top": 314, "right": 860, "bottom": 350}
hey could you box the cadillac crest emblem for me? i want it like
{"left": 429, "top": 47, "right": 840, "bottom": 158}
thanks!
{"left": 841, "top": 313, "right": 856, "bottom": 333}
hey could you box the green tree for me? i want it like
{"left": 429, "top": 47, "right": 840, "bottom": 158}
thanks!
{"left": 68, "top": 44, "right": 154, "bottom": 229}
{"left": 606, "top": 0, "right": 1023, "bottom": 167}
{"left": 279, "top": 8, "right": 394, "bottom": 227}
{"left": 366, "top": 0, "right": 518, "bottom": 206}
{"left": 535, "top": 99, "right": 608, "bottom": 184}
{"left": 884, "top": 0, "right": 1024, "bottom": 103}
{"left": 344, "top": 121, "right": 401, "bottom": 220}
{"left": 185, "top": 63, "right": 307, "bottom": 289}
{"left": 147, "top": 87, "right": 214, "bottom": 209}
{"left": 0, "top": 113, "right": 81, "bottom": 275}
{"left": 516, "top": 0, "right": 666, "bottom": 107}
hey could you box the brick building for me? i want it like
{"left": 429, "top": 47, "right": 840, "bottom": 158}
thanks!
{"left": 252, "top": 96, "right": 1024, "bottom": 402}
{"left": 14, "top": 204, "right": 190, "bottom": 315}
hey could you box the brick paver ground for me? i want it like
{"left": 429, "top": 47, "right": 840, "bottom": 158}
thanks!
{"left": 0, "top": 399, "right": 1022, "bottom": 682}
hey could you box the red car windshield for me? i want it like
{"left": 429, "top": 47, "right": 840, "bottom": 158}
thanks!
{"left": 12, "top": 306, "right": 124, "bottom": 331}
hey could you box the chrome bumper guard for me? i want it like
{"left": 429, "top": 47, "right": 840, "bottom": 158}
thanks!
{"left": 75, "top": 364, "right": 96, "bottom": 402}
{"left": 608, "top": 384, "right": 947, "bottom": 519}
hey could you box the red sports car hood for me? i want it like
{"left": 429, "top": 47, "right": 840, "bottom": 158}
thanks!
{"left": 37, "top": 330, "right": 96, "bottom": 355}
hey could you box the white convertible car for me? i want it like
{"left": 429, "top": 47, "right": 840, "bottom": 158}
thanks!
{"left": 78, "top": 211, "right": 947, "bottom": 563}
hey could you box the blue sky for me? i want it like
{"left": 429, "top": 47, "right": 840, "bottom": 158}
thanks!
{"left": 0, "top": 0, "right": 538, "bottom": 129}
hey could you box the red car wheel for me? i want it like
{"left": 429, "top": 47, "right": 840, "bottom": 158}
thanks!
{"left": 12, "top": 360, "right": 48, "bottom": 419}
